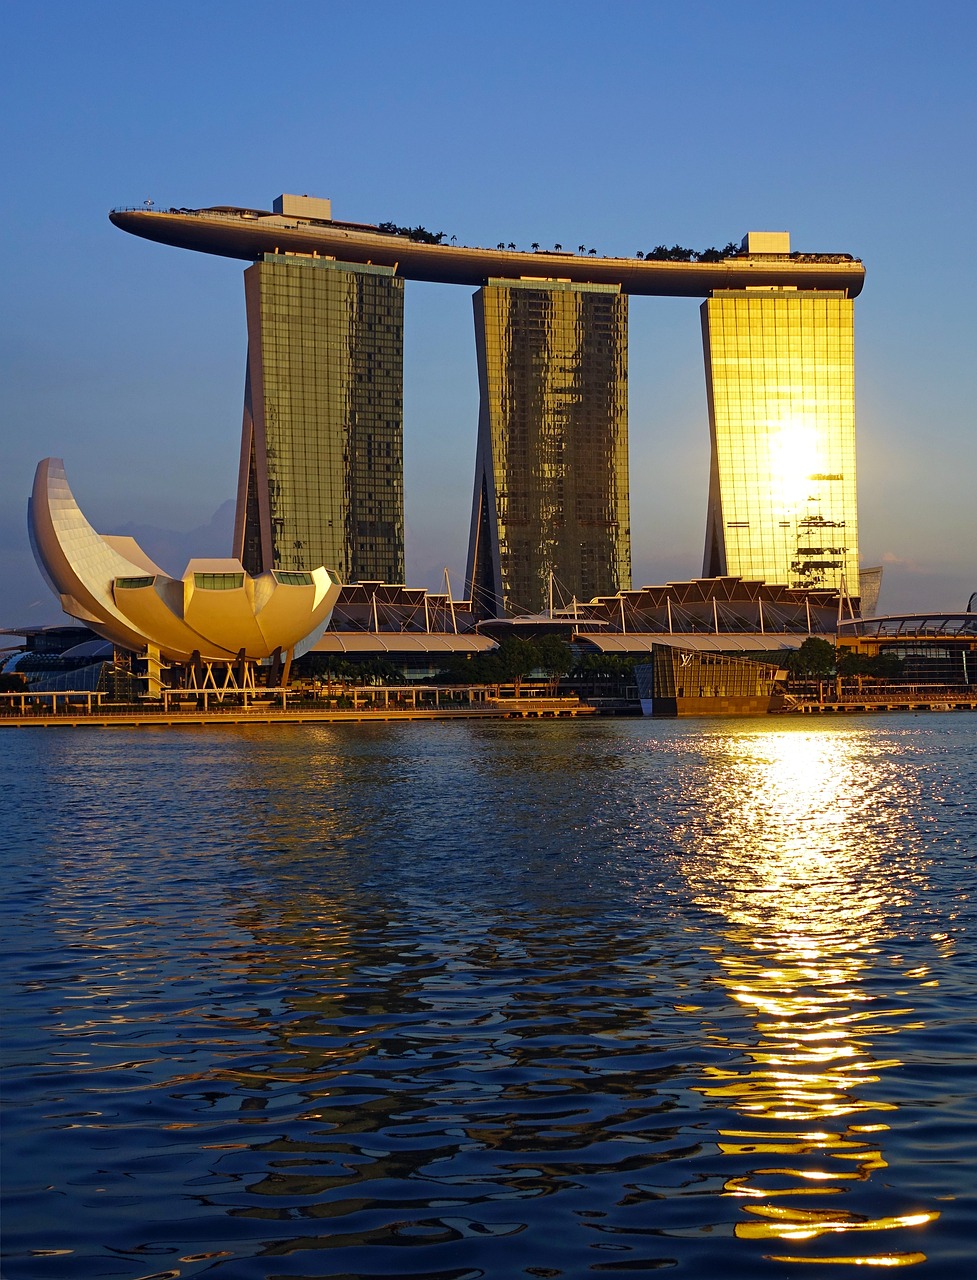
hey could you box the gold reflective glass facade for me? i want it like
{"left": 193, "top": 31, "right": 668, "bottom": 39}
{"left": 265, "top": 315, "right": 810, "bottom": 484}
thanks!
{"left": 467, "top": 279, "right": 630, "bottom": 615}
{"left": 235, "top": 254, "right": 404, "bottom": 584}
{"left": 702, "top": 290, "right": 858, "bottom": 593}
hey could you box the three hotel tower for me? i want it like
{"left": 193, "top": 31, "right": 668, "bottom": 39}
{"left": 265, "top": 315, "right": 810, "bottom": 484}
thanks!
{"left": 111, "top": 200, "right": 863, "bottom": 612}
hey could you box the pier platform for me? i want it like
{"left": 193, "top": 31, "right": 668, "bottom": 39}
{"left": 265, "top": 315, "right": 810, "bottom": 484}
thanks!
{"left": 790, "top": 694, "right": 977, "bottom": 715}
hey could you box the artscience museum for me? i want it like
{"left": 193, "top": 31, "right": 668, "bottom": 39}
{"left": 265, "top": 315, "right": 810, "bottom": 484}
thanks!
{"left": 28, "top": 458, "right": 341, "bottom": 688}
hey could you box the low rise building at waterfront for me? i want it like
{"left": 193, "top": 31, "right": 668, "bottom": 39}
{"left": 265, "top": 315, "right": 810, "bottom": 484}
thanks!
{"left": 636, "top": 647, "right": 786, "bottom": 717}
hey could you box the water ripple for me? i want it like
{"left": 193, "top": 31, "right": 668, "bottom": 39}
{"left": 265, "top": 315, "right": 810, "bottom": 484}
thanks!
{"left": 2, "top": 717, "right": 975, "bottom": 1277}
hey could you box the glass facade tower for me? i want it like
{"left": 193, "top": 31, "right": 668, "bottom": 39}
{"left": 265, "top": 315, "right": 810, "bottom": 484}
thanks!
{"left": 113, "top": 204, "right": 868, "bottom": 615}
{"left": 466, "top": 279, "right": 630, "bottom": 616}
{"left": 701, "top": 289, "right": 859, "bottom": 593}
{"left": 234, "top": 254, "right": 404, "bottom": 584}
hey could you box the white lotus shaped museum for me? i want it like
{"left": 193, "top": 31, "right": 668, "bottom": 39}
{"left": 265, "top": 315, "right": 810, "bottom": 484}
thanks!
{"left": 28, "top": 458, "right": 341, "bottom": 663}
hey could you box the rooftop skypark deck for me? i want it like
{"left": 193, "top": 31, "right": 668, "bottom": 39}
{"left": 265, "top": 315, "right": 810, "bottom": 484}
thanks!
{"left": 109, "top": 204, "right": 865, "bottom": 297}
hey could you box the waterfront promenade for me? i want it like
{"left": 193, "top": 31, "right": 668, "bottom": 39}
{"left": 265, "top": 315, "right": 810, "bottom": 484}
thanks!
{"left": 0, "top": 685, "right": 597, "bottom": 727}
{"left": 787, "top": 683, "right": 977, "bottom": 715}
{"left": 2, "top": 684, "right": 975, "bottom": 727}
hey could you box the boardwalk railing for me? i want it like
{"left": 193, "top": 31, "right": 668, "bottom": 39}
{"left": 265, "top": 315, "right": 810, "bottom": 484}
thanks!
{"left": 0, "top": 685, "right": 596, "bottom": 725}
{"left": 790, "top": 683, "right": 977, "bottom": 714}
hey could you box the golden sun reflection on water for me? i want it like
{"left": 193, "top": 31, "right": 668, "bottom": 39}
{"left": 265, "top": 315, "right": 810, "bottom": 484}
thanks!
{"left": 684, "top": 730, "right": 939, "bottom": 1267}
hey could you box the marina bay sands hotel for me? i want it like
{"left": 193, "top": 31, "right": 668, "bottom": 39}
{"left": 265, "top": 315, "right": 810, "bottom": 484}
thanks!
{"left": 111, "top": 195, "right": 864, "bottom": 615}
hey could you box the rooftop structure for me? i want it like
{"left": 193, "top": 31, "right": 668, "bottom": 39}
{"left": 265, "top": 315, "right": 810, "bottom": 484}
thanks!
{"left": 837, "top": 613, "right": 977, "bottom": 641}
{"left": 308, "top": 576, "right": 851, "bottom": 661}
{"left": 110, "top": 203, "right": 865, "bottom": 296}
{"left": 563, "top": 575, "right": 850, "bottom": 656}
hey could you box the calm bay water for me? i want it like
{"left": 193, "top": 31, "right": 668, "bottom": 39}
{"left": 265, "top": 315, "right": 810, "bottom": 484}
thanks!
{"left": 2, "top": 715, "right": 975, "bottom": 1279}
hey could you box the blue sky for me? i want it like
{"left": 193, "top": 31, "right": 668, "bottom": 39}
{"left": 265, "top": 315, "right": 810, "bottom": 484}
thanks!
{"left": 2, "top": 0, "right": 975, "bottom": 627}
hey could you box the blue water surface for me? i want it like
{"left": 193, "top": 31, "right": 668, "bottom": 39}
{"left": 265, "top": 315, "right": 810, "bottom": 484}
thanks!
{"left": 2, "top": 715, "right": 975, "bottom": 1279}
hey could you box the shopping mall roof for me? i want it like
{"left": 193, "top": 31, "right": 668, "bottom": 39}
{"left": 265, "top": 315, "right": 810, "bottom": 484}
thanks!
{"left": 577, "top": 633, "right": 816, "bottom": 655}
{"left": 837, "top": 614, "right": 977, "bottom": 640}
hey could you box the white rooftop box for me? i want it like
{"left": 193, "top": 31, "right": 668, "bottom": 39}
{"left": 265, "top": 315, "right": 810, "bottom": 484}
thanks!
{"left": 741, "top": 231, "right": 791, "bottom": 254}
{"left": 273, "top": 194, "right": 333, "bottom": 221}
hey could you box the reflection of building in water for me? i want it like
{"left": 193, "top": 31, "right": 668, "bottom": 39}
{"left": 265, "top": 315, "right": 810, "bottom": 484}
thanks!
{"left": 685, "top": 732, "right": 939, "bottom": 1266}
{"left": 220, "top": 887, "right": 688, "bottom": 1247}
